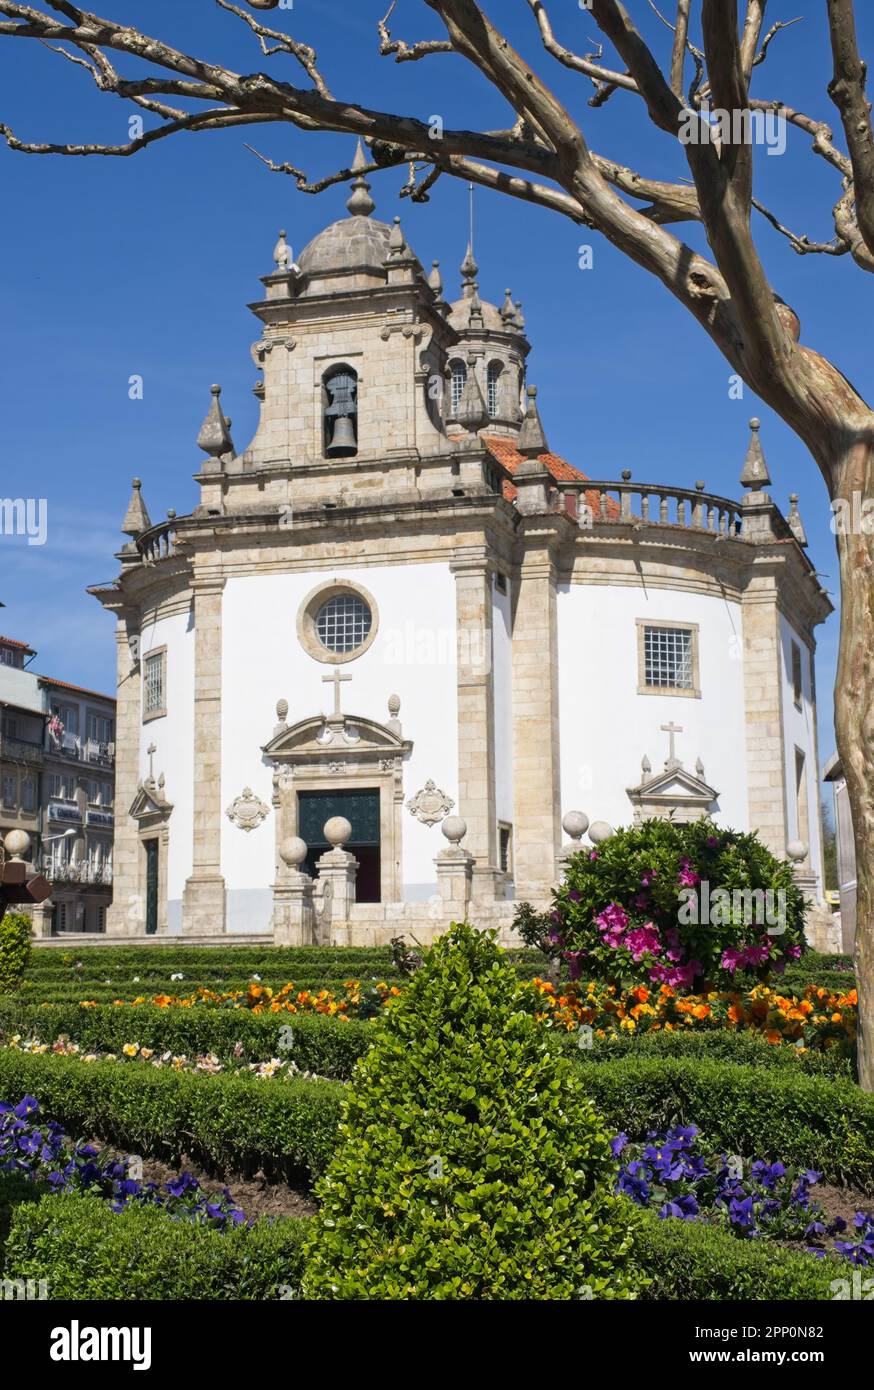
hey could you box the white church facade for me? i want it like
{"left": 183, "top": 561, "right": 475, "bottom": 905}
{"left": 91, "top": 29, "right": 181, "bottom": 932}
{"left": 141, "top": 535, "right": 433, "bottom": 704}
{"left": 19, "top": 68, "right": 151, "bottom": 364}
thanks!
{"left": 89, "top": 152, "right": 832, "bottom": 945}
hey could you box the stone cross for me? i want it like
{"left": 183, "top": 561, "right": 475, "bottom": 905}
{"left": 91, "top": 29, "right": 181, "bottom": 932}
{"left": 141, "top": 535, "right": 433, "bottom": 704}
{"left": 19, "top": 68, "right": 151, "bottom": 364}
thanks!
{"left": 661, "top": 722, "right": 683, "bottom": 771}
{"left": 146, "top": 742, "right": 157, "bottom": 781}
{"left": 322, "top": 670, "right": 352, "bottom": 717}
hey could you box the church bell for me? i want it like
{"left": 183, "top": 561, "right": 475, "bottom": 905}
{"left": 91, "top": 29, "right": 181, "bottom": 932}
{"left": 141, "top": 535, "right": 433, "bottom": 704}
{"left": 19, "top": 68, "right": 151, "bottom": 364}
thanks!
{"left": 326, "top": 415, "right": 357, "bottom": 458}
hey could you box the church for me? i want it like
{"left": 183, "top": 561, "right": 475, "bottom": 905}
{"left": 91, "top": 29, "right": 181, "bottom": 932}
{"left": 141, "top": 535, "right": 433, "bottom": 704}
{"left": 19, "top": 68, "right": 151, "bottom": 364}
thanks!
{"left": 90, "top": 145, "right": 832, "bottom": 946}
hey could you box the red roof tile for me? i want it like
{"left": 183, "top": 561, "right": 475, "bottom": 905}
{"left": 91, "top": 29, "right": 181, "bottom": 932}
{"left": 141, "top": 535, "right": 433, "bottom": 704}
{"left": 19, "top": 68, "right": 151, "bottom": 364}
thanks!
{"left": 37, "top": 675, "right": 115, "bottom": 703}
{"left": 482, "top": 436, "right": 619, "bottom": 518}
{"left": 0, "top": 634, "right": 36, "bottom": 655}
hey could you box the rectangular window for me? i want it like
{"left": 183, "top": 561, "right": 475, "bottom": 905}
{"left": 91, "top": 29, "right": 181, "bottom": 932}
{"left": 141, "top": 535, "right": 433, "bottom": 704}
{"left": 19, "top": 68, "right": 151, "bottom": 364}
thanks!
{"left": 495, "top": 571, "right": 508, "bottom": 596}
{"left": 791, "top": 641, "right": 803, "bottom": 709}
{"left": 498, "top": 823, "right": 513, "bottom": 874}
{"left": 20, "top": 776, "right": 35, "bottom": 813}
{"left": 49, "top": 773, "right": 68, "bottom": 799}
{"left": 87, "top": 714, "right": 114, "bottom": 744}
{"left": 143, "top": 650, "right": 166, "bottom": 718}
{"left": 2, "top": 774, "right": 16, "bottom": 809}
{"left": 52, "top": 702, "right": 79, "bottom": 737}
{"left": 638, "top": 621, "right": 700, "bottom": 697}
{"left": 1, "top": 715, "right": 18, "bottom": 739}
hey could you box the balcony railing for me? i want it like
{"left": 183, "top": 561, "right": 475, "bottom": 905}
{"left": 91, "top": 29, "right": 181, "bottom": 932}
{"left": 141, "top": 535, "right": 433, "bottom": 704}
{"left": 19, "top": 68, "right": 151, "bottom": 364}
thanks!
{"left": 0, "top": 735, "right": 44, "bottom": 766}
{"left": 45, "top": 735, "right": 115, "bottom": 766}
{"left": 42, "top": 859, "right": 112, "bottom": 886}
{"left": 136, "top": 520, "right": 176, "bottom": 564}
{"left": 558, "top": 479, "right": 747, "bottom": 536}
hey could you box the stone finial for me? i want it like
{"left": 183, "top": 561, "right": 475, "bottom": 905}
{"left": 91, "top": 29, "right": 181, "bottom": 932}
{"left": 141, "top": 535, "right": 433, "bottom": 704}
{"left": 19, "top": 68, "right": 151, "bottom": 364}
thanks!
{"left": 280, "top": 836, "right": 308, "bottom": 868}
{"left": 346, "top": 139, "right": 375, "bottom": 217}
{"left": 428, "top": 260, "right": 443, "bottom": 296}
{"left": 501, "top": 287, "right": 515, "bottom": 321}
{"left": 641, "top": 754, "right": 652, "bottom": 776}
{"left": 514, "top": 299, "right": 526, "bottom": 331}
{"left": 197, "top": 384, "right": 235, "bottom": 459}
{"left": 787, "top": 493, "right": 808, "bottom": 546}
{"left": 324, "top": 816, "right": 352, "bottom": 848}
{"left": 786, "top": 839, "right": 808, "bottom": 863}
{"left": 441, "top": 815, "right": 467, "bottom": 846}
{"left": 561, "top": 810, "right": 589, "bottom": 842}
{"left": 122, "top": 477, "right": 152, "bottom": 538}
{"left": 459, "top": 240, "right": 478, "bottom": 299}
{"left": 453, "top": 352, "right": 489, "bottom": 432}
{"left": 273, "top": 229, "right": 292, "bottom": 273}
{"left": 518, "top": 384, "right": 548, "bottom": 455}
{"left": 3, "top": 829, "right": 31, "bottom": 862}
{"left": 276, "top": 697, "right": 289, "bottom": 723}
{"left": 588, "top": 821, "right": 614, "bottom": 844}
{"left": 387, "top": 693, "right": 401, "bottom": 717}
{"left": 695, "top": 756, "right": 706, "bottom": 779}
{"left": 740, "top": 417, "right": 771, "bottom": 492}
{"left": 386, "top": 214, "right": 407, "bottom": 261}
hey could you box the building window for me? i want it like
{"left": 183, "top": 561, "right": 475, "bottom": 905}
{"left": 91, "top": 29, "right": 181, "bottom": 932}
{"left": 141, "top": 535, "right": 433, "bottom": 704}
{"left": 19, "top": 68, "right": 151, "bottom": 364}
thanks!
{"left": 494, "top": 571, "right": 508, "bottom": 596}
{"left": 498, "top": 823, "right": 513, "bottom": 875}
{"left": 87, "top": 713, "right": 113, "bottom": 744}
{"left": 638, "top": 621, "right": 700, "bottom": 697}
{"left": 791, "top": 641, "right": 803, "bottom": 710}
{"left": 487, "top": 361, "right": 503, "bottom": 417}
{"left": 49, "top": 772, "right": 69, "bottom": 799}
{"left": 143, "top": 650, "right": 166, "bottom": 720}
{"left": 323, "top": 364, "right": 358, "bottom": 457}
{"left": 449, "top": 359, "right": 467, "bottom": 414}
{"left": 2, "top": 774, "right": 16, "bottom": 809}
{"left": 316, "top": 593, "right": 372, "bottom": 654}
{"left": 20, "top": 777, "right": 35, "bottom": 813}
{"left": 297, "top": 579, "right": 380, "bottom": 666}
{"left": 1, "top": 715, "right": 18, "bottom": 738}
{"left": 51, "top": 702, "right": 79, "bottom": 737}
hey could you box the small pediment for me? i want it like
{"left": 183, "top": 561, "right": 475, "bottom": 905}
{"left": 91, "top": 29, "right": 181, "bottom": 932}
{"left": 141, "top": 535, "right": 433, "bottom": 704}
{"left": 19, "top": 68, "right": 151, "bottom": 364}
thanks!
{"left": 630, "top": 766, "right": 718, "bottom": 801}
{"left": 626, "top": 753, "right": 718, "bottom": 825}
{"left": 129, "top": 779, "right": 173, "bottom": 822}
{"left": 263, "top": 713, "right": 411, "bottom": 762}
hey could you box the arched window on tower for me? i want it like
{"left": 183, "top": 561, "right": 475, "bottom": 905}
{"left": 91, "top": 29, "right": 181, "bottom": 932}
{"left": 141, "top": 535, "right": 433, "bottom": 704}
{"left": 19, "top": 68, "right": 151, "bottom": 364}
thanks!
{"left": 323, "top": 364, "right": 358, "bottom": 457}
{"left": 487, "top": 361, "right": 503, "bottom": 418}
{"left": 449, "top": 358, "right": 467, "bottom": 415}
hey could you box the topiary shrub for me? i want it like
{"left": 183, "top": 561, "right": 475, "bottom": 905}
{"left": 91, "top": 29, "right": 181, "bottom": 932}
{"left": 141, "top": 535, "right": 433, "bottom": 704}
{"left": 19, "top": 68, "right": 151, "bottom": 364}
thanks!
{"left": 302, "top": 922, "right": 643, "bottom": 1300}
{"left": 0, "top": 913, "right": 31, "bottom": 995}
{"left": 515, "top": 819, "right": 806, "bottom": 993}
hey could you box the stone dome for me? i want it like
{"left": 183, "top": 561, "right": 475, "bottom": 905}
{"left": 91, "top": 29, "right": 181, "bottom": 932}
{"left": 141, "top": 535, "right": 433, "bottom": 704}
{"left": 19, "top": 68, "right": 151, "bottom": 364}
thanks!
{"left": 447, "top": 294, "right": 509, "bottom": 334}
{"left": 297, "top": 215, "right": 394, "bottom": 281}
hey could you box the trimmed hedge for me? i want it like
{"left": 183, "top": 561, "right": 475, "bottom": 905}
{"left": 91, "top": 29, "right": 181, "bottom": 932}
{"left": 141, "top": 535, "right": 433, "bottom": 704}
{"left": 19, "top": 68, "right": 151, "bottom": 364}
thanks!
{"left": 580, "top": 1056, "right": 874, "bottom": 1189}
{"left": 634, "top": 1206, "right": 842, "bottom": 1300}
{"left": 0, "top": 913, "right": 31, "bottom": 995}
{"left": 0, "top": 1001, "right": 373, "bottom": 1076}
{"left": 3, "top": 1192, "right": 308, "bottom": 1300}
{"left": 564, "top": 1027, "right": 856, "bottom": 1080}
{"left": 0, "top": 1174, "right": 44, "bottom": 1273}
{"left": 0, "top": 1049, "right": 343, "bottom": 1181}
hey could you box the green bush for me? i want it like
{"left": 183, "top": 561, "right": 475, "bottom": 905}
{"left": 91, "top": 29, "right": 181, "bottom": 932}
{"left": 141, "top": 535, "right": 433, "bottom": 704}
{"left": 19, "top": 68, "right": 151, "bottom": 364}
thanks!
{"left": 516, "top": 819, "right": 806, "bottom": 992}
{"left": 634, "top": 1206, "right": 842, "bottom": 1300}
{"left": 3, "top": 1192, "right": 308, "bottom": 1299}
{"left": 303, "top": 923, "right": 643, "bottom": 1300}
{"left": 0, "top": 1173, "right": 44, "bottom": 1273}
{"left": 564, "top": 1027, "right": 856, "bottom": 1080}
{"left": 580, "top": 1056, "right": 874, "bottom": 1189}
{"left": 0, "top": 1049, "right": 342, "bottom": 1181}
{"left": 0, "top": 1000, "right": 373, "bottom": 1076}
{"left": 0, "top": 913, "right": 31, "bottom": 995}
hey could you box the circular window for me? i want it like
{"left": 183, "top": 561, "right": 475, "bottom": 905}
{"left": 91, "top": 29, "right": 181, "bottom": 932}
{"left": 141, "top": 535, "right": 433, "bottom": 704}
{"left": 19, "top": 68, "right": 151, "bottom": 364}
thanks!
{"left": 297, "top": 580, "right": 379, "bottom": 665}
{"left": 315, "top": 593, "right": 372, "bottom": 654}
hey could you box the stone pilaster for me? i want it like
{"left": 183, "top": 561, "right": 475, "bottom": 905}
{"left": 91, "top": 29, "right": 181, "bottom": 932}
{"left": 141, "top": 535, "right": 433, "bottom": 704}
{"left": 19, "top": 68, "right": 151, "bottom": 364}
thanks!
{"left": 451, "top": 556, "right": 500, "bottom": 899}
{"left": 740, "top": 579, "right": 789, "bottom": 857}
{"left": 106, "top": 612, "right": 143, "bottom": 935}
{"left": 512, "top": 532, "right": 561, "bottom": 902}
{"left": 182, "top": 573, "right": 227, "bottom": 934}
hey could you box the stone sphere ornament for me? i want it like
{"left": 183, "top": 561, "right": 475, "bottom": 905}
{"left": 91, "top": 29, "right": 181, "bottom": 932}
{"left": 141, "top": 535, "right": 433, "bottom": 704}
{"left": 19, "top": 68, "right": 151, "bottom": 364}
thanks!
{"left": 786, "top": 840, "right": 809, "bottom": 863}
{"left": 3, "top": 829, "right": 31, "bottom": 861}
{"left": 441, "top": 815, "right": 467, "bottom": 846}
{"left": 280, "top": 836, "right": 308, "bottom": 867}
{"left": 587, "top": 821, "right": 614, "bottom": 845}
{"left": 561, "top": 810, "right": 589, "bottom": 842}
{"left": 323, "top": 816, "right": 352, "bottom": 848}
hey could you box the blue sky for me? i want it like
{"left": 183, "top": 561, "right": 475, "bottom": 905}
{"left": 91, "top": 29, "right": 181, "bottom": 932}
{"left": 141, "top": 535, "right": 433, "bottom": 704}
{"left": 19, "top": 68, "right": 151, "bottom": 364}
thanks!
{"left": 1, "top": 0, "right": 871, "bottom": 777}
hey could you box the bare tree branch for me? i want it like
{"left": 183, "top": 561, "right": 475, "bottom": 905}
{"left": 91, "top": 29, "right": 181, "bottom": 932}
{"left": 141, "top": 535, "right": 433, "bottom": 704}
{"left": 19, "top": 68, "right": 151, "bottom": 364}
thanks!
{"left": 378, "top": 0, "right": 453, "bottom": 63}
{"left": 827, "top": 0, "right": 874, "bottom": 259}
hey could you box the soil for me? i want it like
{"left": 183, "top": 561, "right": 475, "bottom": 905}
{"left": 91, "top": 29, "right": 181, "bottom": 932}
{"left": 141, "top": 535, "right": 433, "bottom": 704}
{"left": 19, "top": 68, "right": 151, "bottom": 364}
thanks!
{"left": 90, "top": 1140, "right": 317, "bottom": 1221}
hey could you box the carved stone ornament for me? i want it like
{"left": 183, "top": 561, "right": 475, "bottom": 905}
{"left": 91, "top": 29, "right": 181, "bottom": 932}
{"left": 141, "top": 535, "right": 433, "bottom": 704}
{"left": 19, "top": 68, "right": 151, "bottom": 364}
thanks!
{"left": 226, "top": 787, "right": 270, "bottom": 832}
{"left": 406, "top": 779, "right": 455, "bottom": 827}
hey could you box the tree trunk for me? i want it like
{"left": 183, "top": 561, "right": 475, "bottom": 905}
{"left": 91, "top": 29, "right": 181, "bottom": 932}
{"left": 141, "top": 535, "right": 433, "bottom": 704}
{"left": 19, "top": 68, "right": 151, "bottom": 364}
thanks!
{"left": 831, "top": 430, "right": 874, "bottom": 1089}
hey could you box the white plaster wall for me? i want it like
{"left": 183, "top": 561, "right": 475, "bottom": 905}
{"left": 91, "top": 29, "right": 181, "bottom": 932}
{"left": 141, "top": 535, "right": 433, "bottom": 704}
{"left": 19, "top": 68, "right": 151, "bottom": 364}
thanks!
{"left": 779, "top": 614, "right": 823, "bottom": 889}
{"left": 220, "top": 563, "right": 459, "bottom": 928}
{"left": 139, "top": 609, "right": 195, "bottom": 929}
{"left": 556, "top": 583, "right": 749, "bottom": 833}
{"left": 492, "top": 580, "right": 514, "bottom": 826}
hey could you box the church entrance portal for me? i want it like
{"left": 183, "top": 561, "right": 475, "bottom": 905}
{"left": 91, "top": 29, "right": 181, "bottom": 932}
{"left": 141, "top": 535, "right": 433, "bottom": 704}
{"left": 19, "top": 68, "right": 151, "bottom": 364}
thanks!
{"left": 297, "top": 788, "right": 381, "bottom": 903}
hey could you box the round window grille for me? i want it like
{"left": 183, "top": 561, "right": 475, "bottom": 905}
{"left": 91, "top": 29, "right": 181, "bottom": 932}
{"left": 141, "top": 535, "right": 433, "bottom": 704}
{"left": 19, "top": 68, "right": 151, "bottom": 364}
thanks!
{"left": 315, "top": 593, "right": 372, "bottom": 654}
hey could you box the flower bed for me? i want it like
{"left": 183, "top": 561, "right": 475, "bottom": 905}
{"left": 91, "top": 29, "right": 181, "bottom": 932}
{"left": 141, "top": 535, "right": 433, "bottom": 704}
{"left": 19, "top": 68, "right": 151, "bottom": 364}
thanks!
{"left": 533, "top": 978, "right": 857, "bottom": 1055}
{"left": 613, "top": 1124, "right": 874, "bottom": 1265}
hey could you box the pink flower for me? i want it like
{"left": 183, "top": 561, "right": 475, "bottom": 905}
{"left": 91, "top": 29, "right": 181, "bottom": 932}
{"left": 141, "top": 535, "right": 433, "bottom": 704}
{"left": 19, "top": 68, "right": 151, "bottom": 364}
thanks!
{"left": 625, "top": 924, "right": 662, "bottom": 961}
{"left": 677, "top": 857, "right": 700, "bottom": 887}
{"left": 589, "top": 850, "right": 598, "bottom": 861}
